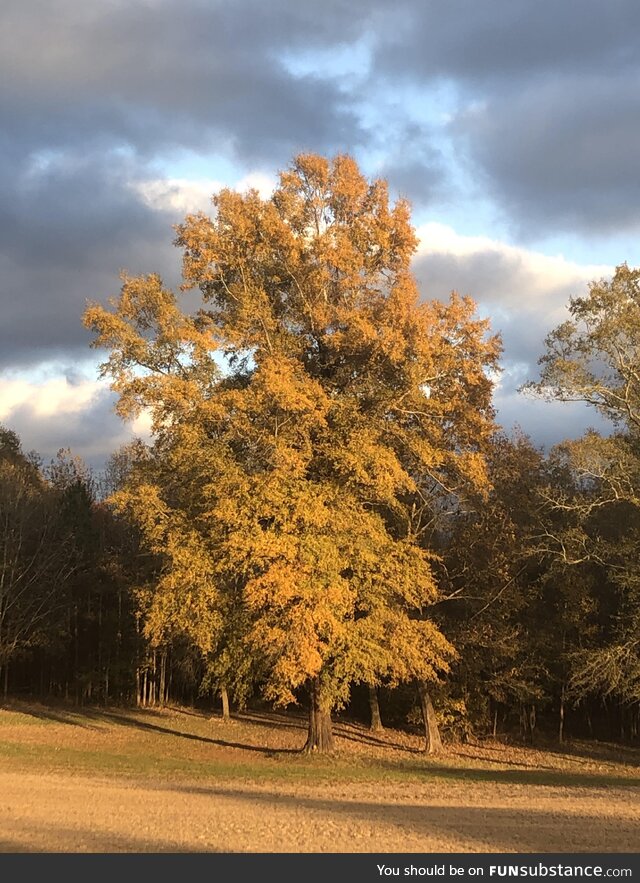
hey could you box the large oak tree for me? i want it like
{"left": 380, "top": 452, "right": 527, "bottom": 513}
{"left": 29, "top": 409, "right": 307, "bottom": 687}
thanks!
{"left": 85, "top": 154, "right": 499, "bottom": 752}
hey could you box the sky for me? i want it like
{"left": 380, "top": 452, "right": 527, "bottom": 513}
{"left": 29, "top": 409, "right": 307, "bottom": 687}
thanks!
{"left": 2, "top": 0, "right": 639, "bottom": 468}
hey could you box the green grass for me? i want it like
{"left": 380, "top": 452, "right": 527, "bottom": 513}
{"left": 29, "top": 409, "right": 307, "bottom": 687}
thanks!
{"left": 1, "top": 704, "right": 639, "bottom": 790}
{"left": 1, "top": 735, "right": 638, "bottom": 789}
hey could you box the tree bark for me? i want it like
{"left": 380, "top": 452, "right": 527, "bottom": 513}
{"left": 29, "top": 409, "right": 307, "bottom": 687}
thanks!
{"left": 220, "top": 685, "right": 230, "bottom": 721}
{"left": 159, "top": 651, "right": 166, "bottom": 707}
{"left": 304, "top": 677, "right": 334, "bottom": 754}
{"left": 368, "top": 683, "right": 383, "bottom": 732}
{"left": 417, "top": 681, "right": 443, "bottom": 754}
{"left": 149, "top": 653, "right": 154, "bottom": 707}
{"left": 529, "top": 704, "right": 536, "bottom": 745}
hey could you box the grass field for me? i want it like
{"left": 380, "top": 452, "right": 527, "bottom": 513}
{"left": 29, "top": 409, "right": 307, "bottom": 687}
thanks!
{"left": 1, "top": 702, "right": 639, "bottom": 852}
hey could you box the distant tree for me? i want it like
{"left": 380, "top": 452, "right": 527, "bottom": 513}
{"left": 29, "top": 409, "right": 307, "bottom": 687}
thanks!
{"left": 527, "top": 264, "right": 640, "bottom": 713}
{"left": 436, "top": 433, "right": 548, "bottom": 738}
{"left": 84, "top": 154, "right": 499, "bottom": 752}
{"left": 0, "top": 430, "right": 76, "bottom": 698}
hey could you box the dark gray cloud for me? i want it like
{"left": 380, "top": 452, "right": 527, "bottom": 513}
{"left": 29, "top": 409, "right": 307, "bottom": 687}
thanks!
{"left": 0, "top": 148, "right": 180, "bottom": 367}
{"left": 369, "top": 0, "right": 640, "bottom": 236}
{"left": 373, "top": 0, "right": 639, "bottom": 83}
{"left": 0, "top": 0, "right": 367, "bottom": 163}
{"left": 0, "top": 0, "right": 375, "bottom": 371}
{"left": 452, "top": 77, "right": 640, "bottom": 235}
{"left": 1, "top": 0, "right": 637, "bottom": 463}
{"left": 2, "top": 0, "right": 638, "bottom": 258}
{"left": 377, "top": 133, "right": 446, "bottom": 208}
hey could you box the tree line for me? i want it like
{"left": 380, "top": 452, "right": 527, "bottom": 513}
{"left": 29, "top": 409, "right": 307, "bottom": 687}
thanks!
{"left": 2, "top": 154, "right": 639, "bottom": 753}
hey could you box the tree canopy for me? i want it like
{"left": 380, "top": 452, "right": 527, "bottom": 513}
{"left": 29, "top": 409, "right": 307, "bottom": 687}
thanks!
{"left": 528, "top": 264, "right": 640, "bottom": 709}
{"left": 84, "top": 153, "right": 500, "bottom": 751}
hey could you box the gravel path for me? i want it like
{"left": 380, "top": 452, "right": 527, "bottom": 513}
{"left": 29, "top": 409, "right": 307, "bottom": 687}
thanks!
{"left": 2, "top": 770, "right": 639, "bottom": 853}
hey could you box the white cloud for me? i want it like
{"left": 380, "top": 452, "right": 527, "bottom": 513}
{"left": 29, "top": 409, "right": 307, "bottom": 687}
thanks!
{"left": 413, "top": 223, "right": 615, "bottom": 445}
{"left": 413, "top": 222, "right": 615, "bottom": 364}
{"left": 415, "top": 222, "right": 612, "bottom": 303}
{"left": 235, "top": 172, "right": 276, "bottom": 199}
{"left": 130, "top": 408, "right": 154, "bottom": 438}
{"left": 0, "top": 376, "right": 104, "bottom": 420}
{"left": 0, "top": 375, "right": 154, "bottom": 467}
{"left": 131, "top": 177, "right": 223, "bottom": 215}
{"left": 131, "top": 171, "right": 276, "bottom": 217}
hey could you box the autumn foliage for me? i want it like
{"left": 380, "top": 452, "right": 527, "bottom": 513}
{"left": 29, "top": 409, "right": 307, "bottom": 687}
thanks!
{"left": 3, "top": 159, "right": 640, "bottom": 752}
{"left": 83, "top": 154, "right": 500, "bottom": 751}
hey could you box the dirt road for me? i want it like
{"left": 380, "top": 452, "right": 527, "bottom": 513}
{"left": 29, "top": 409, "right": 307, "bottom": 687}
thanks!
{"left": 2, "top": 769, "right": 638, "bottom": 853}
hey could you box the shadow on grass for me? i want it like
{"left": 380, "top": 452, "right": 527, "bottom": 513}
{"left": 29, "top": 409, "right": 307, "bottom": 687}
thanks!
{"left": 542, "top": 739, "right": 640, "bottom": 768}
{"left": 160, "top": 781, "right": 640, "bottom": 853}
{"left": 3, "top": 702, "right": 640, "bottom": 781}
{"left": 1, "top": 702, "right": 103, "bottom": 730}
{"left": 86, "top": 709, "right": 300, "bottom": 756}
{"left": 470, "top": 735, "right": 640, "bottom": 769}
{"left": 0, "top": 820, "right": 220, "bottom": 853}
{"left": 370, "top": 756, "right": 640, "bottom": 788}
{"left": 334, "top": 723, "right": 420, "bottom": 754}
{"left": 3, "top": 781, "right": 639, "bottom": 853}
{"left": 453, "top": 748, "right": 557, "bottom": 771}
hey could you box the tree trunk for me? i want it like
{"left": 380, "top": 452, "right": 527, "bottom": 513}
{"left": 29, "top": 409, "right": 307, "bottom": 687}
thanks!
{"left": 149, "top": 652, "right": 157, "bottom": 707}
{"left": 559, "top": 686, "right": 565, "bottom": 745}
{"left": 159, "top": 651, "right": 166, "bottom": 707}
{"left": 586, "top": 711, "right": 593, "bottom": 738}
{"left": 417, "top": 681, "right": 443, "bottom": 755}
{"left": 529, "top": 704, "right": 537, "bottom": 745}
{"left": 520, "top": 703, "right": 527, "bottom": 740}
{"left": 304, "top": 677, "right": 334, "bottom": 754}
{"left": 73, "top": 605, "right": 80, "bottom": 706}
{"left": 492, "top": 704, "right": 498, "bottom": 738}
{"left": 368, "top": 683, "right": 383, "bottom": 732}
{"left": 220, "top": 685, "right": 230, "bottom": 721}
{"left": 2, "top": 661, "right": 8, "bottom": 702}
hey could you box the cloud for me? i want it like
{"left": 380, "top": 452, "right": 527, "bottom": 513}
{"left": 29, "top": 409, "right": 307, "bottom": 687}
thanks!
{"left": 412, "top": 224, "right": 613, "bottom": 444}
{"left": 414, "top": 223, "right": 611, "bottom": 367}
{"left": 0, "top": 150, "right": 279, "bottom": 369}
{"left": 0, "top": 374, "right": 150, "bottom": 468}
{"left": 2, "top": 0, "right": 639, "bottom": 258}
{"left": 453, "top": 77, "right": 640, "bottom": 236}
{"left": 132, "top": 178, "right": 225, "bottom": 216}
{"left": 0, "top": 0, "right": 373, "bottom": 372}
{"left": 0, "top": 0, "right": 368, "bottom": 164}
{"left": 132, "top": 172, "right": 276, "bottom": 215}
{"left": 0, "top": 148, "right": 181, "bottom": 368}
{"left": 0, "top": 376, "right": 103, "bottom": 420}
{"left": 367, "top": 0, "right": 640, "bottom": 235}
{"left": 372, "top": 0, "right": 639, "bottom": 83}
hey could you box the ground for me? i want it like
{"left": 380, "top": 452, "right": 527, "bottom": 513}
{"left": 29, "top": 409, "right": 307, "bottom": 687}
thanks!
{"left": 0, "top": 703, "right": 638, "bottom": 853}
